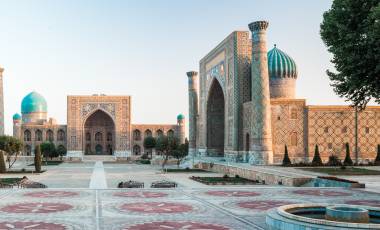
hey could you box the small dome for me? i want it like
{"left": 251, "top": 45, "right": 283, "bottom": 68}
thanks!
{"left": 268, "top": 45, "right": 297, "bottom": 79}
{"left": 177, "top": 114, "right": 185, "bottom": 120}
{"left": 13, "top": 113, "right": 21, "bottom": 120}
{"left": 21, "top": 91, "right": 47, "bottom": 114}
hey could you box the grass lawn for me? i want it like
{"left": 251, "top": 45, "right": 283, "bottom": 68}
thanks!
{"left": 191, "top": 176, "right": 258, "bottom": 185}
{"left": 165, "top": 168, "right": 208, "bottom": 173}
{"left": 28, "top": 160, "right": 63, "bottom": 166}
{"left": 0, "top": 177, "right": 22, "bottom": 185}
{"left": 299, "top": 167, "right": 380, "bottom": 175}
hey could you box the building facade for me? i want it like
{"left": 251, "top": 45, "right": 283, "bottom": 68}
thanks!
{"left": 188, "top": 21, "right": 380, "bottom": 165}
{"left": 13, "top": 93, "right": 185, "bottom": 160}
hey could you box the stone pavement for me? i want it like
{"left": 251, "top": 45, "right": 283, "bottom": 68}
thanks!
{"left": 0, "top": 163, "right": 379, "bottom": 229}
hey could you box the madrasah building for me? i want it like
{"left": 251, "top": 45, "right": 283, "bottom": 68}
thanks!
{"left": 186, "top": 21, "right": 380, "bottom": 165}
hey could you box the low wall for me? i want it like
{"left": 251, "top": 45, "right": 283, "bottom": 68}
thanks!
{"left": 196, "top": 162, "right": 312, "bottom": 187}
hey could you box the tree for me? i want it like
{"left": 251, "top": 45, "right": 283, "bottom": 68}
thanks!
{"left": 40, "top": 142, "right": 56, "bottom": 162}
{"left": 320, "top": 0, "right": 380, "bottom": 109}
{"left": 34, "top": 145, "right": 42, "bottom": 173}
{"left": 0, "top": 136, "right": 23, "bottom": 169}
{"left": 56, "top": 145, "right": 67, "bottom": 159}
{"left": 171, "top": 141, "right": 189, "bottom": 168}
{"left": 156, "top": 135, "right": 178, "bottom": 170}
{"left": 312, "top": 145, "right": 323, "bottom": 166}
{"left": 0, "top": 151, "right": 6, "bottom": 173}
{"left": 344, "top": 143, "right": 353, "bottom": 166}
{"left": 282, "top": 145, "right": 291, "bottom": 166}
{"left": 143, "top": 136, "right": 156, "bottom": 159}
{"left": 375, "top": 144, "right": 380, "bottom": 165}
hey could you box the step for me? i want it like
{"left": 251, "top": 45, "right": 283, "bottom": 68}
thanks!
{"left": 82, "top": 155, "right": 117, "bottom": 162}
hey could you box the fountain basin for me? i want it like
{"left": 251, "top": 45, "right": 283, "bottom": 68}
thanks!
{"left": 326, "top": 206, "right": 369, "bottom": 223}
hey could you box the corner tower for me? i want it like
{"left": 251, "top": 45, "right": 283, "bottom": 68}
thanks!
{"left": 248, "top": 21, "right": 273, "bottom": 164}
{"left": 0, "top": 67, "right": 4, "bottom": 135}
{"left": 176, "top": 114, "right": 186, "bottom": 144}
{"left": 187, "top": 71, "right": 199, "bottom": 156}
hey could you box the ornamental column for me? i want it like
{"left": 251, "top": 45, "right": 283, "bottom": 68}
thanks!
{"left": 0, "top": 67, "right": 4, "bottom": 136}
{"left": 248, "top": 21, "right": 273, "bottom": 164}
{"left": 187, "top": 71, "right": 199, "bottom": 156}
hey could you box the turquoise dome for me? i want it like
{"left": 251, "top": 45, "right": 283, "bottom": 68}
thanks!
{"left": 21, "top": 91, "right": 47, "bottom": 114}
{"left": 268, "top": 45, "right": 297, "bottom": 79}
{"left": 12, "top": 113, "right": 21, "bottom": 120}
{"left": 177, "top": 114, "right": 185, "bottom": 120}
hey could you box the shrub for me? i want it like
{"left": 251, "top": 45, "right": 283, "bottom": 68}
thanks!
{"left": 0, "top": 151, "right": 6, "bottom": 173}
{"left": 223, "top": 174, "right": 229, "bottom": 179}
{"left": 282, "top": 145, "right": 292, "bottom": 166}
{"left": 235, "top": 175, "right": 240, "bottom": 179}
{"left": 34, "top": 145, "right": 42, "bottom": 173}
{"left": 343, "top": 143, "right": 353, "bottom": 166}
{"left": 327, "top": 155, "right": 342, "bottom": 166}
{"left": 312, "top": 145, "right": 323, "bottom": 166}
{"left": 138, "top": 159, "right": 151, "bottom": 164}
{"left": 375, "top": 144, "right": 380, "bottom": 165}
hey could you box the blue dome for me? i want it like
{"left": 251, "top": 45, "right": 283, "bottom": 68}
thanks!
{"left": 12, "top": 113, "right": 21, "bottom": 120}
{"left": 268, "top": 45, "right": 297, "bottom": 79}
{"left": 21, "top": 91, "right": 47, "bottom": 114}
{"left": 177, "top": 114, "right": 185, "bottom": 120}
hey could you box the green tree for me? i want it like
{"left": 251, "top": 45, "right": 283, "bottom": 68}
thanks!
{"left": 40, "top": 142, "right": 56, "bottom": 162}
{"left": 143, "top": 136, "right": 156, "bottom": 159}
{"left": 375, "top": 144, "right": 380, "bottom": 164}
{"left": 171, "top": 140, "right": 189, "bottom": 168}
{"left": 0, "top": 151, "right": 6, "bottom": 173}
{"left": 282, "top": 145, "right": 291, "bottom": 166}
{"left": 312, "top": 145, "right": 323, "bottom": 166}
{"left": 0, "top": 136, "right": 23, "bottom": 169}
{"left": 343, "top": 143, "right": 353, "bottom": 166}
{"left": 320, "top": 0, "right": 380, "bottom": 109}
{"left": 56, "top": 145, "right": 67, "bottom": 158}
{"left": 156, "top": 135, "right": 178, "bottom": 169}
{"left": 34, "top": 145, "right": 42, "bottom": 173}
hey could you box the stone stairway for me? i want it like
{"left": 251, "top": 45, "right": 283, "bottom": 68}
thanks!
{"left": 82, "top": 155, "right": 116, "bottom": 162}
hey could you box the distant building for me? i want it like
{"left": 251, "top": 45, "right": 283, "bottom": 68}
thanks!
{"left": 187, "top": 21, "right": 380, "bottom": 164}
{"left": 0, "top": 67, "right": 4, "bottom": 135}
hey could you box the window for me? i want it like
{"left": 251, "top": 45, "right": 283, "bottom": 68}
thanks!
{"left": 290, "top": 108, "right": 297, "bottom": 119}
{"left": 86, "top": 132, "right": 91, "bottom": 141}
{"left": 167, "top": 129, "right": 174, "bottom": 138}
{"left": 46, "top": 130, "right": 54, "bottom": 142}
{"left": 95, "top": 132, "right": 103, "bottom": 142}
{"left": 245, "top": 133, "right": 250, "bottom": 151}
{"left": 35, "top": 130, "right": 43, "bottom": 142}
{"left": 133, "top": 129, "right": 141, "bottom": 141}
{"left": 156, "top": 129, "right": 163, "bottom": 137}
{"left": 107, "top": 132, "right": 113, "bottom": 142}
{"left": 57, "top": 130, "right": 65, "bottom": 141}
{"left": 24, "top": 130, "right": 31, "bottom": 142}
{"left": 24, "top": 145, "right": 32, "bottom": 156}
{"left": 133, "top": 145, "right": 141, "bottom": 155}
{"left": 144, "top": 129, "right": 152, "bottom": 138}
{"left": 290, "top": 132, "right": 298, "bottom": 146}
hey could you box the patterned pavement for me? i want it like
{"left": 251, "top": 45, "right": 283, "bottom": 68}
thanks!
{"left": 0, "top": 187, "right": 379, "bottom": 229}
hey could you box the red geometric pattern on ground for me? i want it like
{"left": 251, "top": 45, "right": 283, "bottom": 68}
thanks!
{"left": 125, "top": 221, "right": 230, "bottom": 230}
{"left": 345, "top": 200, "right": 380, "bottom": 207}
{"left": 0, "top": 202, "right": 73, "bottom": 213}
{"left": 24, "top": 191, "right": 80, "bottom": 198}
{"left": 292, "top": 189, "right": 352, "bottom": 197}
{"left": 237, "top": 200, "right": 293, "bottom": 211}
{"left": 0, "top": 221, "right": 66, "bottom": 230}
{"left": 119, "top": 202, "right": 193, "bottom": 214}
{"left": 113, "top": 191, "right": 168, "bottom": 198}
{"left": 206, "top": 191, "right": 260, "bottom": 197}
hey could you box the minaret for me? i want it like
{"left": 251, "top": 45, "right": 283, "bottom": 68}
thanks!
{"left": 248, "top": 21, "right": 273, "bottom": 164}
{"left": 13, "top": 113, "right": 22, "bottom": 139}
{"left": 187, "top": 71, "right": 199, "bottom": 156}
{"left": 0, "top": 67, "right": 4, "bottom": 136}
{"left": 176, "top": 114, "right": 186, "bottom": 144}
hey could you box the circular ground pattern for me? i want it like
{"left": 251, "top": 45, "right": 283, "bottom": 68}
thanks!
{"left": 237, "top": 200, "right": 293, "bottom": 211}
{"left": 24, "top": 191, "right": 80, "bottom": 198}
{"left": 345, "top": 200, "right": 380, "bottom": 208}
{"left": 0, "top": 221, "right": 67, "bottom": 230}
{"left": 124, "top": 221, "right": 230, "bottom": 230}
{"left": 119, "top": 202, "right": 193, "bottom": 214}
{"left": 113, "top": 191, "right": 168, "bottom": 198}
{"left": 292, "top": 190, "right": 352, "bottom": 197}
{"left": 0, "top": 202, "right": 73, "bottom": 214}
{"left": 205, "top": 191, "right": 260, "bottom": 197}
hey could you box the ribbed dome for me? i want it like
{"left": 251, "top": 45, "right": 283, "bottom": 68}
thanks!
{"left": 268, "top": 45, "right": 297, "bottom": 79}
{"left": 177, "top": 114, "right": 185, "bottom": 120}
{"left": 12, "top": 113, "right": 21, "bottom": 120}
{"left": 21, "top": 91, "right": 47, "bottom": 114}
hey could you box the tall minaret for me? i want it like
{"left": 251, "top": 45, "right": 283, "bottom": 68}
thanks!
{"left": 0, "top": 66, "right": 4, "bottom": 136}
{"left": 248, "top": 21, "right": 273, "bottom": 164}
{"left": 187, "top": 71, "right": 199, "bottom": 156}
{"left": 176, "top": 114, "right": 186, "bottom": 144}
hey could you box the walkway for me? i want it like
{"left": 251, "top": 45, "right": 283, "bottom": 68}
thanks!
{"left": 89, "top": 161, "right": 108, "bottom": 189}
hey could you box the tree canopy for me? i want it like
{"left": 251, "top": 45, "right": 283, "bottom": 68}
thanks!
{"left": 0, "top": 136, "right": 23, "bottom": 169}
{"left": 40, "top": 142, "right": 57, "bottom": 160}
{"left": 320, "top": 0, "right": 380, "bottom": 109}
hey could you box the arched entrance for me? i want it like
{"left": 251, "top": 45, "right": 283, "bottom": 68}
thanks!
{"left": 84, "top": 110, "right": 115, "bottom": 155}
{"left": 206, "top": 79, "right": 225, "bottom": 156}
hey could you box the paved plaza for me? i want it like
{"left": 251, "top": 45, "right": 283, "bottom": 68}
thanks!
{"left": 0, "top": 163, "right": 380, "bottom": 229}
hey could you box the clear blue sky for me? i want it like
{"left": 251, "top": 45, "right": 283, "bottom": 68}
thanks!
{"left": 0, "top": 0, "right": 357, "bottom": 135}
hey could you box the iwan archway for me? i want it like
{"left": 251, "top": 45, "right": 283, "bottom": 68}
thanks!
{"left": 206, "top": 79, "right": 225, "bottom": 156}
{"left": 83, "top": 110, "right": 115, "bottom": 155}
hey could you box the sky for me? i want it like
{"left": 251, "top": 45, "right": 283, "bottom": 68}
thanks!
{"left": 0, "top": 0, "right": 364, "bottom": 135}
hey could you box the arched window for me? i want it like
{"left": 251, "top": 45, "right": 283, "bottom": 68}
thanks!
{"left": 24, "top": 130, "right": 31, "bottom": 142}
{"left": 107, "top": 144, "right": 113, "bottom": 154}
{"left": 35, "top": 130, "right": 43, "bottom": 142}
{"left": 86, "top": 132, "right": 91, "bottom": 142}
{"left": 156, "top": 129, "right": 163, "bottom": 137}
{"left": 107, "top": 132, "right": 113, "bottom": 142}
{"left": 245, "top": 133, "right": 250, "bottom": 151}
{"left": 133, "top": 129, "right": 141, "bottom": 141}
{"left": 133, "top": 145, "right": 141, "bottom": 155}
{"left": 57, "top": 130, "right": 65, "bottom": 141}
{"left": 290, "top": 108, "right": 298, "bottom": 119}
{"left": 144, "top": 129, "right": 152, "bottom": 138}
{"left": 46, "top": 130, "right": 54, "bottom": 142}
{"left": 167, "top": 129, "right": 174, "bottom": 138}
{"left": 85, "top": 144, "right": 91, "bottom": 154}
{"left": 290, "top": 132, "right": 298, "bottom": 146}
{"left": 24, "top": 145, "right": 32, "bottom": 156}
{"left": 95, "top": 132, "right": 103, "bottom": 142}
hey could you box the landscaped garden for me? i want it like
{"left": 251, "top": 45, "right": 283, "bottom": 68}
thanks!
{"left": 191, "top": 175, "right": 259, "bottom": 185}
{"left": 299, "top": 167, "right": 380, "bottom": 176}
{"left": 165, "top": 168, "right": 208, "bottom": 173}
